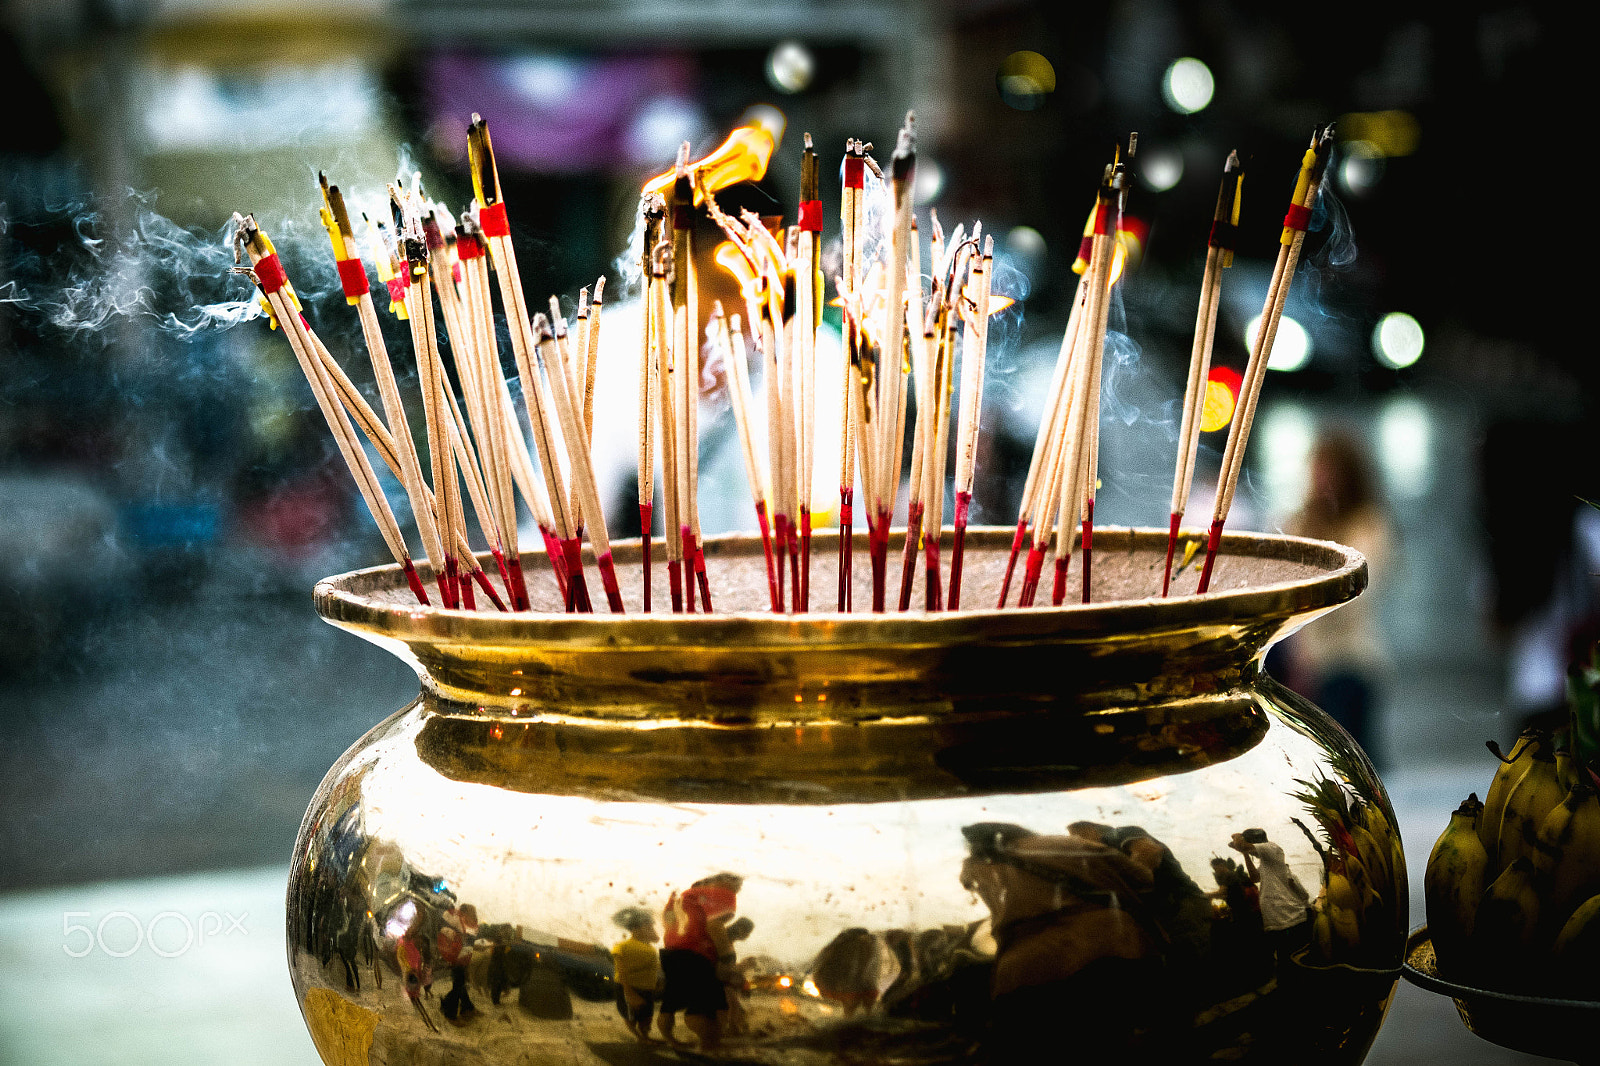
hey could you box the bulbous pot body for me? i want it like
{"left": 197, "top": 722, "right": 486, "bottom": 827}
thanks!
{"left": 288, "top": 528, "right": 1405, "bottom": 1065}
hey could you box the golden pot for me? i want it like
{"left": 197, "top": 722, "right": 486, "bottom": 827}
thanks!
{"left": 289, "top": 526, "right": 1405, "bottom": 1064}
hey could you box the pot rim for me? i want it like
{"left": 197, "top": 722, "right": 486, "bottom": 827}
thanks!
{"left": 313, "top": 524, "right": 1366, "bottom": 653}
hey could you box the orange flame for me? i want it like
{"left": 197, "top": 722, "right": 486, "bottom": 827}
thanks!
{"left": 643, "top": 126, "right": 776, "bottom": 203}
{"left": 714, "top": 241, "right": 759, "bottom": 294}
{"left": 961, "top": 281, "right": 1018, "bottom": 317}
{"left": 1109, "top": 242, "right": 1128, "bottom": 286}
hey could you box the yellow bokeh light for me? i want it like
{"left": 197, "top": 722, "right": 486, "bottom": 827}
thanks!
{"left": 1199, "top": 378, "right": 1236, "bottom": 433}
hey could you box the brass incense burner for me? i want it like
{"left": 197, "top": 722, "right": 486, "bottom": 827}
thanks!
{"left": 289, "top": 527, "right": 1404, "bottom": 1065}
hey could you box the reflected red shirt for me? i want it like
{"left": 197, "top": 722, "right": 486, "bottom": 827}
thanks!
{"left": 663, "top": 885, "right": 737, "bottom": 960}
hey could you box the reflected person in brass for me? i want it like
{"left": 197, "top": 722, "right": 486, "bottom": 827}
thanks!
{"left": 1232, "top": 829, "right": 1314, "bottom": 975}
{"left": 610, "top": 906, "right": 662, "bottom": 1043}
{"left": 438, "top": 902, "right": 481, "bottom": 1025}
{"left": 657, "top": 872, "right": 742, "bottom": 1050}
{"left": 959, "top": 822, "right": 1162, "bottom": 1058}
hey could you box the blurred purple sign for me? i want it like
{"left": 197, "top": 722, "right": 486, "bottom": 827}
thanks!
{"left": 424, "top": 50, "right": 705, "bottom": 174}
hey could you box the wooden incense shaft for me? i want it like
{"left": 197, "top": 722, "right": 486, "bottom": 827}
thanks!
{"left": 466, "top": 119, "right": 583, "bottom": 605}
{"left": 669, "top": 158, "right": 703, "bottom": 613}
{"left": 1048, "top": 182, "right": 1118, "bottom": 605}
{"left": 997, "top": 268, "right": 1089, "bottom": 606}
{"left": 456, "top": 229, "right": 528, "bottom": 609}
{"left": 650, "top": 247, "right": 684, "bottom": 612}
{"left": 535, "top": 316, "right": 623, "bottom": 613}
{"left": 721, "top": 309, "right": 779, "bottom": 611}
{"left": 949, "top": 236, "right": 994, "bottom": 609}
{"left": 837, "top": 146, "right": 865, "bottom": 613}
{"left": 394, "top": 227, "right": 464, "bottom": 609}
{"left": 1164, "top": 154, "right": 1241, "bottom": 597}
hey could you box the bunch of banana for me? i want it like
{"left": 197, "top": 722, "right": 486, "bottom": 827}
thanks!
{"left": 1425, "top": 724, "right": 1600, "bottom": 996}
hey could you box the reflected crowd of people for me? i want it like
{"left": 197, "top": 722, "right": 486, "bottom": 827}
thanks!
{"left": 293, "top": 792, "right": 1397, "bottom": 1062}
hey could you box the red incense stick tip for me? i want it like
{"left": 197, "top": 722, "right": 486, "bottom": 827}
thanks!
{"left": 460, "top": 573, "right": 477, "bottom": 611}
{"left": 402, "top": 558, "right": 431, "bottom": 605}
{"left": 472, "top": 567, "right": 508, "bottom": 612}
{"left": 1196, "top": 519, "right": 1226, "bottom": 594}
{"left": 773, "top": 514, "right": 790, "bottom": 614}
{"left": 639, "top": 503, "right": 653, "bottom": 614}
{"left": 541, "top": 527, "right": 569, "bottom": 598}
{"left": 1019, "top": 545, "right": 1046, "bottom": 608}
{"left": 755, "top": 501, "right": 778, "bottom": 611}
{"left": 695, "top": 565, "right": 713, "bottom": 614}
{"left": 1162, "top": 511, "right": 1182, "bottom": 599}
{"left": 996, "top": 519, "right": 1028, "bottom": 609}
{"left": 949, "top": 491, "right": 972, "bottom": 610}
{"left": 562, "top": 538, "right": 593, "bottom": 613}
{"left": 1081, "top": 519, "right": 1094, "bottom": 604}
{"left": 1052, "top": 555, "right": 1071, "bottom": 606}
{"left": 692, "top": 541, "right": 712, "bottom": 614}
{"left": 798, "top": 510, "right": 811, "bottom": 614}
{"left": 668, "top": 559, "right": 684, "bottom": 613}
{"left": 681, "top": 527, "right": 698, "bottom": 614}
{"left": 597, "top": 553, "right": 625, "bottom": 614}
{"left": 506, "top": 557, "right": 531, "bottom": 612}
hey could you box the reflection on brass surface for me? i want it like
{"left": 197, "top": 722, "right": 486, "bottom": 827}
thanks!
{"left": 290, "top": 528, "right": 1402, "bottom": 1064}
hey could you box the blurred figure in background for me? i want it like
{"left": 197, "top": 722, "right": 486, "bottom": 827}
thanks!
{"left": 611, "top": 906, "right": 663, "bottom": 1044}
{"left": 1273, "top": 430, "right": 1394, "bottom": 765}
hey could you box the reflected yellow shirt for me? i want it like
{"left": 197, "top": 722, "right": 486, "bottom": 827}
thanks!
{"left": 611, "top": 937, "right": 660, "bottom": 990}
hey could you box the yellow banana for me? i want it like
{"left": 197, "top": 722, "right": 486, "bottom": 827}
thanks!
{"left": 1324, "top": 864, "right": 1364, "bottom": 953}
{"left": 1555, "top": 747, "right": 1577, "bottom": 793}
{"left": 1493, "top": 733, "right": 1562, "bottom": 878}
{"left": 1547, "top": 782, "right": 1600, "bottom": 930}
{"left": 1553, "top": 893, "right": 1600, "bottom": 956}
{"left": 1480, "top": 727, "right": 1543, "bottom": 860}
{"left": 1472, "top": 856, "right": 1541, "bottom": 984}
{"left": 1352, "top": 822, "right": 1394, "bottom": 898}
{"left": 1313, "top": 907, "right": 1335, "bottom": 959}
{"left": 1552, "top": 893, "right": 1600, "bottom": 999}
{"left": 1425, "top": 794, "right": 1488, "bottom": 976}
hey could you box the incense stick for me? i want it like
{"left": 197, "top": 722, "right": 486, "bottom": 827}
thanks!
{"left": 235, "top": 216, "right": 430, "bottom": 604}
{"left": 1164, "top": 151, "right": 1242, "bottom": 597}
{"left": 467, "top": 115, "right": 594, "bottom": 612}
{"left": 948, "top": 233, "right": 993, "bottom": 609}
{"left": 1197, "top": 126, "right": 1334, "bottom": 594}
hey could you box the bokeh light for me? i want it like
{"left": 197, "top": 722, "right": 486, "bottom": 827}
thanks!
{"left": 1338, "top": 140, "right": 1385, "bottom": 196}
{"left": 997, "top": 51, "right": 1056, "bottom": 110}
{"left": 1162, "top": 58, "right": 1214, "bottom": 114}
{"left": 1373, "top": 311, "right": 1425, "bottom": 368}
{"left": 1200, "top": 366, "right": 1243, "bottom": 432}
{"left": 1140, "top": 146, "right": 1184, "bottom": 191}
{"left": 1247, "top": 313, "right": 1311, "bottom": 372}
{"left": 766, "top": 41, "right": 815, "bottom": 94}
{"left": 914, "top": 158, "right": 945, "bottom": 204}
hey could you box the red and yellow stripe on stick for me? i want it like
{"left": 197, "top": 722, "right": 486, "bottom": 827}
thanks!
{"left": 317, "top": 178, "right": 369, "bottom": 308}
{"left": 360, "top": 215, "right": 410, "bottom": 321}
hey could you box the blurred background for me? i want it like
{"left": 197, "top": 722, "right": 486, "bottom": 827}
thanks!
{"left": 0, "top": 0, "right": 1590, "bottom": 1063}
